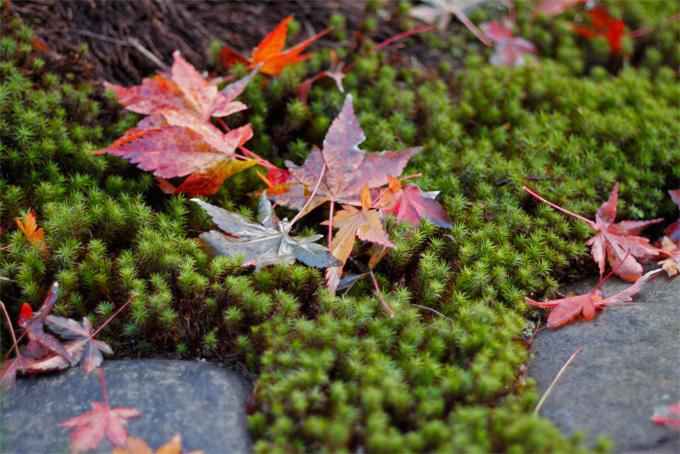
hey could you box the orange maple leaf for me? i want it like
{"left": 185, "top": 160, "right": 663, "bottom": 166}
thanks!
{"left": 15, "top": 211, "right": 46, "bottom": 251}
{"left": 220, "top": 16, "right": 329, "bottom": 76}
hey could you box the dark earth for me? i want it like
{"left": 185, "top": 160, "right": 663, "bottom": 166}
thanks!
{"left": 0, "top": 360, "right": 252, "bottom": 453}
{"left": 529, "top": 274, "right": 680, "bottom": 453}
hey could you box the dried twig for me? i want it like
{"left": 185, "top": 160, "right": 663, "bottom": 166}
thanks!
{"left": 534, "top": 347, "right": 583, "bottom": 415}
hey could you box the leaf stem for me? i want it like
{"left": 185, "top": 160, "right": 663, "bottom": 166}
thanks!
{"left": 369, "top": 270, "right": 394, "bottom": 317}
{"left": 97, "top": 368, "right": 109, "bottom": 407}
{"left": 522, "top": 186, "right": 596, "bottom": 228}
{"left": 328, "top": 201, "right": 335, "bottom": 250}
{"left": 239, "top": 146, "right": 278, "bottom": 171}
{"left": 288, "top": 164, "right": 326, "bottom": 230}
{"left": 376, "top": 25, "right": 436, "bottom": 50}
{"left": 593, "top": 250, "right": 631, "bottom": 290}
{"left": 534, "top": 347, "right": 583, "bottom": 415}
{"left": 449, "top": 5, "right": 493, "bottom": 46}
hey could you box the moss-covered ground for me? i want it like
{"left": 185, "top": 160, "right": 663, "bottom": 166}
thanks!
{"left": 1, "top": 0, "right": 679, "bottom": 452}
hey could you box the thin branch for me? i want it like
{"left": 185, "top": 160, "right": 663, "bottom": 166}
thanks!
{"left": 412, "top": 303, "right": 453, "bottom": 322}
{"left": 90, "top": 294, "right": 136, "bottom": 340}
{"left": 127, "top": 37, "right": 166, "bottom": 69}
{"left": 0, "top": 301, "right": 21, "bottom": 358}
{"left": 523, "top": 186, "right": 596, "bottom": 228}
{"left": 376, "top": 25, "right": 436, "bottom": 50}
{"left": 534, "top": 347, "right": 583, "bottom": 415}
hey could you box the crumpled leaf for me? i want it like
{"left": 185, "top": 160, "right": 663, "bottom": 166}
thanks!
{"left": 220, "top": 16, "right": 329, "bottom": 76}
{"left": 105, "top": 51, "right": 256, "bottom": 121}
{"left": 45, "top": 316, "right": 113, "bottom": 373}
{"left": 19, "top": 282, "right": 73, "bottom": 365}
{"left": 527, "top": 268, "right": 659, "bottom": 328}
{"left": 15, "top": 211, "right": 47, "bottom": 251}
{"left": 62, "top": 402, "right": 141, "bottom": 453}
{"left": 573, "top": 6, "right": 626, "bottom": 54}
{"left": 380, "top": 176, "right": 451, "bottom": 228}
{"left": 652, "top": 401, "right": 680, "bottom": 428}
{"left": 481, "top": 19, "right": 536, "bottom": 67}
{"left": 270, "top": 94, "right": 420, "bottom": 212}
{"left": 1, "top": 341, "right": 85, "bottom": 389}
{"left": 324, "top": 187, "right": 394, "bottom": 293}
{"left": 524, "top": 184, "right": 663, "bottom": 282}
{"left": 193, "top": 194, "right": 340, "bottom": 270}
{"left": 533, "top": 0, "right": 585, "bottom": 17}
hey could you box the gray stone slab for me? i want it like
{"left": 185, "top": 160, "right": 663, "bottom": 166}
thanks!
{"left": 0, "top": 360, "right": 252, "bottom": 454}
{"left": 529, "top": 274, "right": 680, "bottom": 453}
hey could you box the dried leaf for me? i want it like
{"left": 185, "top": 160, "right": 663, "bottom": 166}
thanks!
{"left": 527, "top": 268, "right": 659, "bottom": 328}
{"left": 524, "top": 184, "right": 663, "bottom": 282}
{"left": 380, "top": 176, "right": 451, "bottom": 228}
{"left": 270, "top": 95, "right": 419, "bottom": 211}
{"left": 45, "top": 316, "right": 113, "bottom": 373}
{"left": 658, "top": 237, "right": 680, "bottom": 277}
{"left": 220, "top": 16, "right": 329, "bottom": 76}
{"left": 113, "top": 434, "right": 202, "bottom": 454}
{"left": 573, "top": 6, "right": 626, "bottom": 54}
{"left": 193, "top": 195, "right": 340, "bottom": 270}
{"left": 481, "top": 19, "right": 536, "bottom": 67}
{"left": 665, "top": 189, "right": 680, "bottom": 244}
{"left": 408, "top": 0, "right": 491, "bottom": 45}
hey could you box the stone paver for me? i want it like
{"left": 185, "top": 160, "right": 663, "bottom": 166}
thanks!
{"left": 529, "top": 274, "right": 680, "bottom": 452}
{"left": 0, "top": 360, "right": 252, "bottom": 454}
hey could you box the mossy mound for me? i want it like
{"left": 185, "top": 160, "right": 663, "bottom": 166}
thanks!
{"left": 2, "top": 1, "right": 679, "bottom": 452}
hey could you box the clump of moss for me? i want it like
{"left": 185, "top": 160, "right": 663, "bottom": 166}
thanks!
{"left": 1, "top": 1, "right": 678, "bottom": 452}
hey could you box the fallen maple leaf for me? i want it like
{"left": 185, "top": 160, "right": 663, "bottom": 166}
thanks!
{"left": 113, "top": 434, "right": 204, "bottom": 454}
{"left": 573, "top": 6, "right": 626, "bottom": 54}
{"left": 658, "top": 237, "right": 680, "bottom": 277}
{"left": 45, "top": 315, "right": 113, "bottom": 373}
{"left": 270, "top": 94, "right": 420, "bottom": 236}
{"left": 409, "top": 0, "right": 492, "bottom": 45}
{"left": 62, "top": 370, "right": 141, "bottom": 453}
{"left": 297, "top": 50, "right": 345, "bottom": 105}
{"left": 18, "top": 282, "right": 73, "bottom": 365}
{"left": 220, "top": 16, "right": 329, "bottom": 76}
{"left": 527, "top": 268, "right": 660, "bottom": 328}
{"left": 15, "top": 211, "right": 47, "bottom": 251}
{"left": 533, "top": 0, "right": 585, "bottom": 17}
{"left": 481, "top": 19, "right": 536, "bottom": 67}
{"left": 193, "top": 194, "right": 340, "bottom": 270}
{"left": 106, "top": 51, "right": 256, "bottom": 121}
{"left": 380, "top": 176, "right": 451, "bottom": 228}
{"left": 524, "top": 184, "right": 663, "bottom": 282}
{"left": 665, "top": 189, "right": 680, "bottom": 244}
{"left": 325, "top": 186, "right": 394, "bottom": 294}
{"left": 652, "top": 401, "right": 680, "bottom": 428}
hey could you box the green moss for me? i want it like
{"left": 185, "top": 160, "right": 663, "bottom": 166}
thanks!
{"left": 1, "top": 1, "right": 679, "bottom": 452}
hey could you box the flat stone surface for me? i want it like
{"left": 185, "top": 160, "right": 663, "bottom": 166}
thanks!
{"left": 529, "top": 274, "right": 680, "bottom": 452}
{"left": 0, "top": 360, "right": 252, "bottom": 454}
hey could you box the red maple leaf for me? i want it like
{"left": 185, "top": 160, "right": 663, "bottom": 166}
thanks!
{"left": 481, "top": 19, "right": 536, "bottom": 67}
{"left": 533, "top": 0, "right": 585, "bottom": 17}
{"left": 652, "top": 401, "right": 680, "bottom": 428}
{"left": 524, "top": 184, "right": 663, "bottom": 282}
{"left": 379, "top": 176, "right": 451, "bottom": 228}
{"left": 573, "top": 6, "right": 626, "bottom": 54}
{"left": 220, "top": 16, "right": 329, "bottom": 76}
{"left": 96, "top": 52, "right": 258, "bottom": 195}
{"left": 61, "top": 370, "right": 141, "bottom": 453}
{"left": 527, "top": 267, "right": 659, "bottom": 328}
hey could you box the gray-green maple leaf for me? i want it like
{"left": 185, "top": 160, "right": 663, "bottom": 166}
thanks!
{"left": 193, "top": 195, "right": 341, "bottom": 270}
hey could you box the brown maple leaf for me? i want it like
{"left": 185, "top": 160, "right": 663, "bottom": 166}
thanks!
{"left": 524, "top": 184, "right": 663, "bottom": 282}
{"left": 220, "top": 16, "right": 329, "bottom": 76}
{"left": 325, "top": 187, "right": 394, "bottom": 294}
{"left": 270, "top": 94, "right": 419, "bottom": 247}
{"left": 45, "top": 316, "right": 113, "bottom": 373}
{"left": 658, "top": 237, "right": 680, "bottom": 277}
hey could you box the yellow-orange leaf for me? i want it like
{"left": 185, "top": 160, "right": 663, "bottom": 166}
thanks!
{"left": 15, "top": 211, "right": 46, "bottom": 251}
